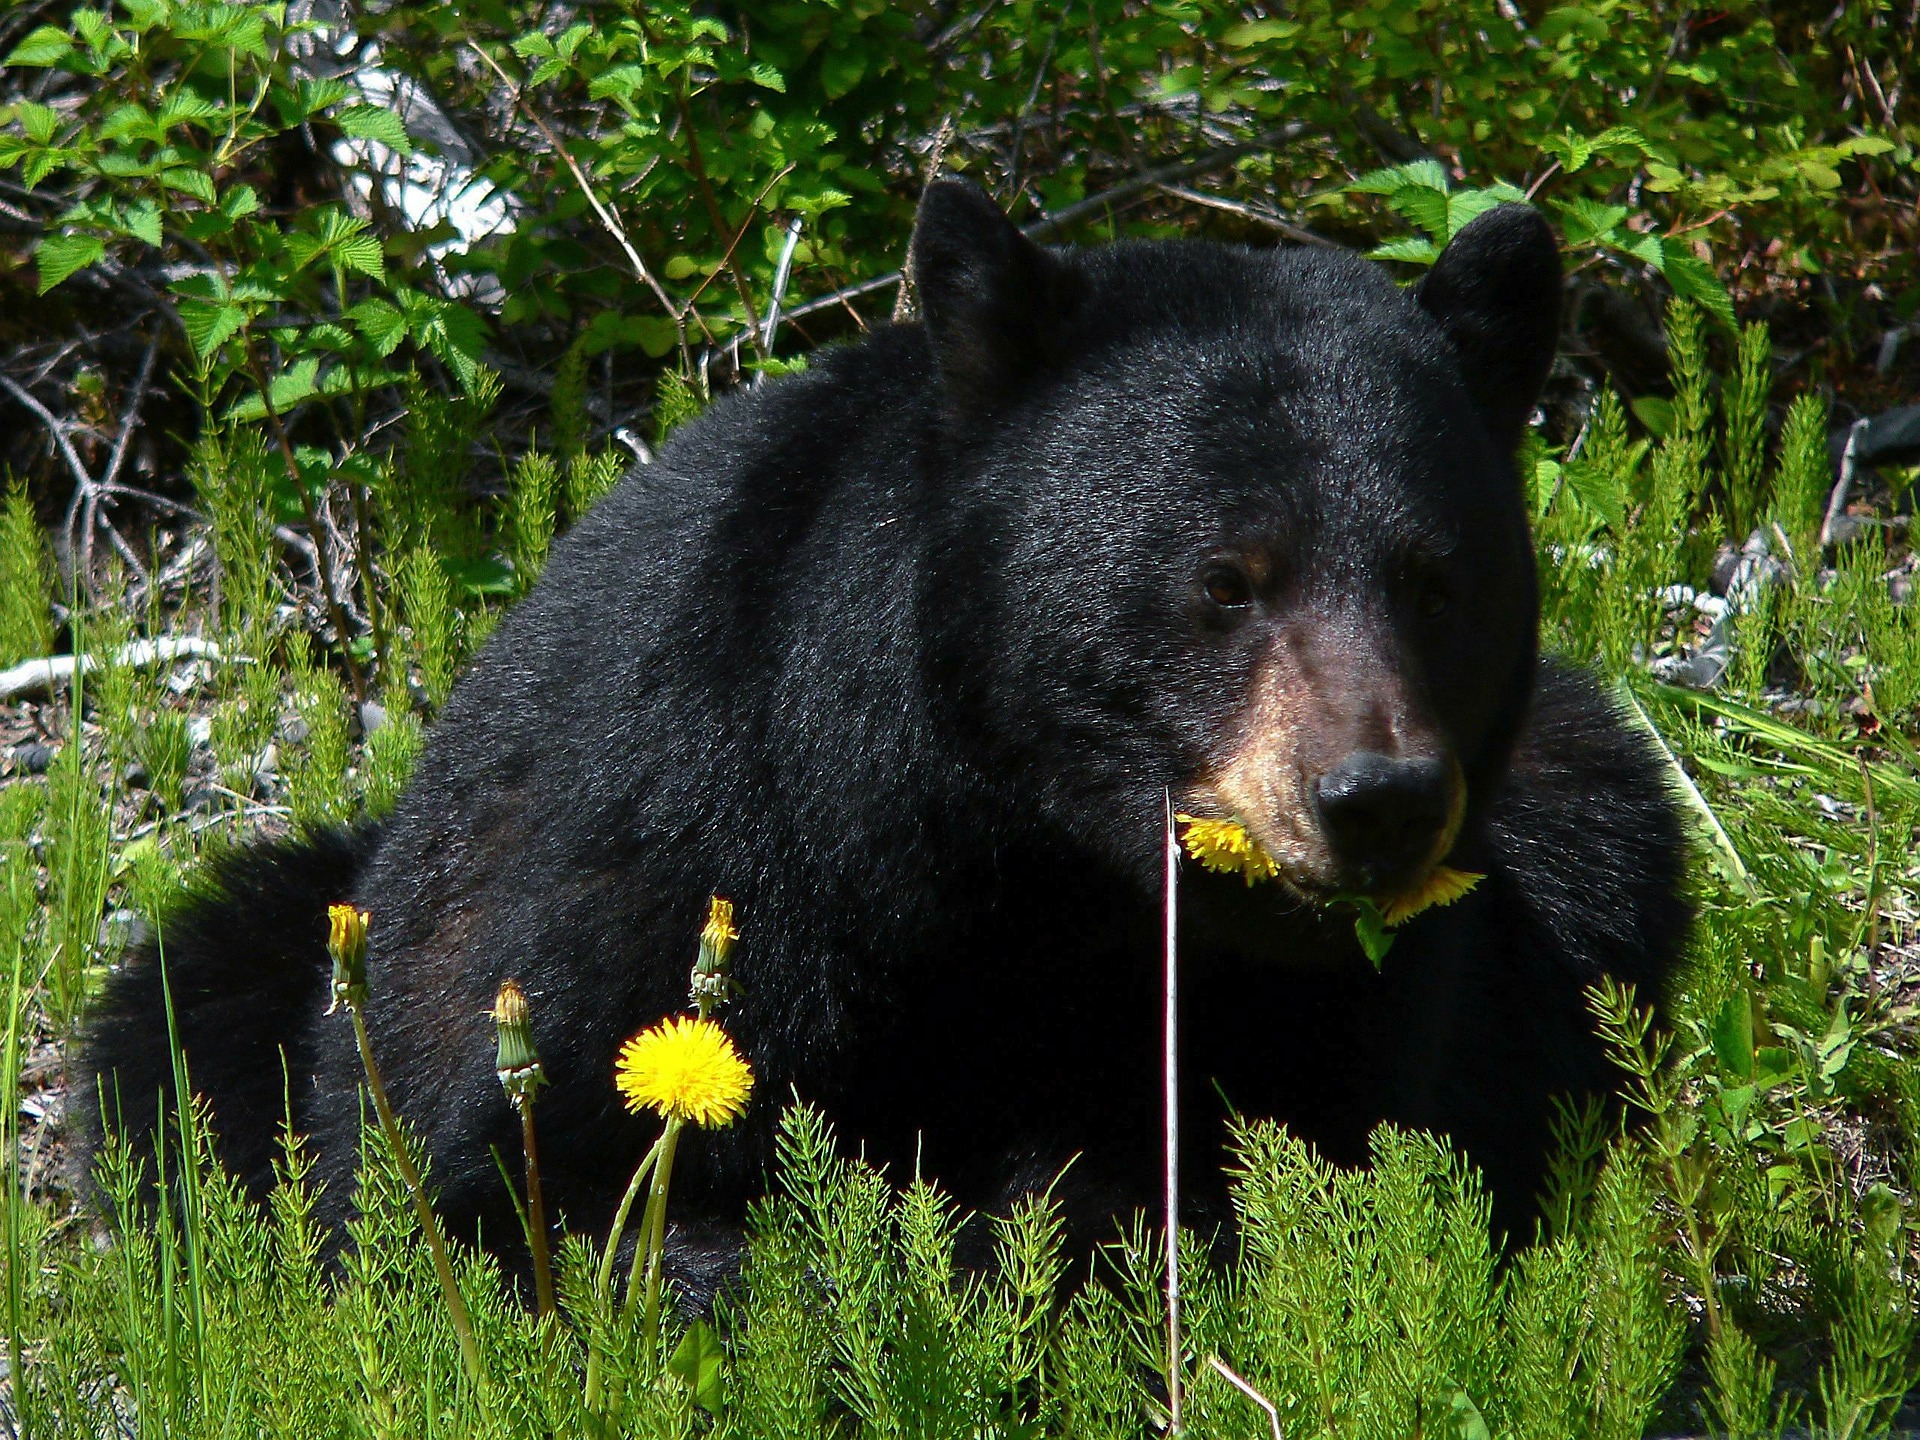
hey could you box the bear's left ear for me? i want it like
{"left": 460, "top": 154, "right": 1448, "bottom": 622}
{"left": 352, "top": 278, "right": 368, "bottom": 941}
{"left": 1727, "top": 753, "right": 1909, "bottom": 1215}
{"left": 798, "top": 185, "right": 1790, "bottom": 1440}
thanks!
{"left": 1415, "top": 204, "right": 1562, "bottom": 451}
{"left": 909, "top": 175, "right": 1084, "bottom": 411}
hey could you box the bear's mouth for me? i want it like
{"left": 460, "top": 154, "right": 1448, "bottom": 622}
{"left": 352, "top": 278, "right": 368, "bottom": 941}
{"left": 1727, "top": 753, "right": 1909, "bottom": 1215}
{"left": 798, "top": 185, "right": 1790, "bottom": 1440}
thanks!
{"left": 1176, "top": 769, "right": 1466, "bottom": 910}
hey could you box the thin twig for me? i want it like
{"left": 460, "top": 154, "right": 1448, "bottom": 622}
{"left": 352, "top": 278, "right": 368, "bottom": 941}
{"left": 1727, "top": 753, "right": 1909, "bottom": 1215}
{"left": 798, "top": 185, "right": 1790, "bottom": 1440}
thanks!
{"left": 1205, "top": 1356, "right": 1285, "bottom": 1440}
{"left": 101, "top": 335, "right": 160, "bottom": 494}
{"left": 760, "top": 215, "right": 805, "bottom": 356}
{"left": 465, "top": 41, "right": 686, "bottom": 356}
{"left": 1154, "top": 184, "right": 1339, "bottom": 247}
{"left": 244, "top": 344, "right": 366, "bottom": 699}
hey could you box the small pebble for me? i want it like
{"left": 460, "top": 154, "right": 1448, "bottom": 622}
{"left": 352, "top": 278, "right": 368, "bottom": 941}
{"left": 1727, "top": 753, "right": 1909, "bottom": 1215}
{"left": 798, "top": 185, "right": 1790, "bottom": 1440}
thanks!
{"left": 11, "top": 742, "right": 55, "bottom": 775}
{"left": 359, "top": 700, "right": 387, "bottom": 735}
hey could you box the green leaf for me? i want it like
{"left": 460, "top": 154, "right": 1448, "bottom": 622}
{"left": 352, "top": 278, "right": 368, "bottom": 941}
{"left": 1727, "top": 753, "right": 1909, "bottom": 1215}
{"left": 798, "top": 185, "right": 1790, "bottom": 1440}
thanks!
{"left": 1447, "top": 1390, "right": 1491, "bottom": 1440}
{"left": 1556, "top": 198, "right": 1628, "bottom": 245}
{"left": 667, "top": 1320, "right": 726, "bottom": 1415}
{"left": 747, "top": 62, "right": 786, "bottom": 92}
{"left": 442, "top": 554, "right": 516, "bottom": 597}
{"left": 1352, "top": 902, "right": 1394, "bottom": 968}
{"left": 160, "top": 167, "right": 219, "bottom": 204}
{"left": 120, "top": 200, "right": 162, "bottom": 247}
{"left": 5, "top": 26, "right": 75, "bottom": 66}
{"left": 820, "top": 48, "right": 863, "bottom": 98}
{"left": 347, "top": 298, "right": 406, "bottom": 356}
{"left": 1709, "top": 991, "right": 1754, "bottom": 1081}
{"left": 1350, "top": 159, "right": 1451, "bottom": 196}
{"left": 336, "top": 104, "right": 413, "bottom": 155}
{"left": 1365, "top": 236, "right": 1439, "bottom": 266}
{"left": 1660, "top": 243, "right": 1736, "bottom": 329}
{"left": 1562, "top": 459, "right": 1626, "bottom": 529}
{"left": 588, "top": 64, "right": 651, "bottom": 101}
{"left": 35, "top": 233, "right": 104, "bottom": 292}
{"left": 1387, "top": 184, "right": 1452, "bottom": 243}
{"left": 178, "top": 297, "right": 248, "bottom": 358}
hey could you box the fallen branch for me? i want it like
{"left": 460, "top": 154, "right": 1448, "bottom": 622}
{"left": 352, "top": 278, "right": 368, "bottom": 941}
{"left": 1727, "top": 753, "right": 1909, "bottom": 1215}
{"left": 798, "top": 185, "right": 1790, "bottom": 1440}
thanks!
{"left": 0, "top": 637, "right": 230, "bottom": 703}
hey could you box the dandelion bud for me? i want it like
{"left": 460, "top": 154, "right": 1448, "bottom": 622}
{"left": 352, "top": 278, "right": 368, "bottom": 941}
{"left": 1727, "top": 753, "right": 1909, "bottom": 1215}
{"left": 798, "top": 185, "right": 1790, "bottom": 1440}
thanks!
{"left": 491, "top": 977, "right": 546, "bottom": 1101}
{"left": 690, "top": 895, "right": 739, "bottom": 1010}
{"left": 326, "top": 903, "right": 369, "bottom": 1013}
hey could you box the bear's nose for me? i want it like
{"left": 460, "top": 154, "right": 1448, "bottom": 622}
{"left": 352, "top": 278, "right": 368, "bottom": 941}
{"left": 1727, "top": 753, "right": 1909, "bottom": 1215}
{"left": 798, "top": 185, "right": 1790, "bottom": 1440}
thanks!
{"left": 1313, "top": 752, "right": 1452, "bottom": 888}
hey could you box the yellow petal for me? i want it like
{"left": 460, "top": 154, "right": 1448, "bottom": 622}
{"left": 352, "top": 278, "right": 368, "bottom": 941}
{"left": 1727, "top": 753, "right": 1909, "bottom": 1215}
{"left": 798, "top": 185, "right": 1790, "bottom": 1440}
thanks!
{"left": 1175, "top": 815, "right": 1281, "bottom": 887}
{"left": 1380, "top": 866, "right": 1484, "bottom": 927}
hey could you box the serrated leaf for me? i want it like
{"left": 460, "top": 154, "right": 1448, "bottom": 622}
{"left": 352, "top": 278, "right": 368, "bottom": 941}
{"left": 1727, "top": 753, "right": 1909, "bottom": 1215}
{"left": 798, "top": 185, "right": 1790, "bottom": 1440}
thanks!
{"left": 156, "top": 90, "right": 222, "bottom": 130}
{"left": 588, "top": 64, "right": 651, "bottom": 101}
{"left": 347, "top": 298, "right": 406, "bottom": 356}
{"left": 1366, "top": 236, "right": 1440, "bottom": 265}
{"left": 1386, "top": 184, "right": 1452, "bottom": 242}
{"left": 335, "top": 232, "right": 384, "bottom": 281}
{"left": 1661, "top": 244, "right": 1736, "bottom": 328}
{"left": 178, "top": 297, "right": 247, "bottom": 357}
{"left": 336, "top": 104, "right": 412, "bottom": 155}
{"left": 16, "top": 101, "right": 60, "bottom": 144}
{"left": 1556, "top": 198, "right": 1628, "bottom": 245}
{"left": 222, "top": 183, "right": 260, "bottom": 219}
{"left": 35, "top": 232, "right": 104, "bottom": 292}
{"left": 1562, "top": 460, "right": 1626, "bottom": 530}
{"left": 1445, "top": 187, "right": 1513, "bottom": 236}
{"left": 120, "top": 200, "right": 163, "bottom": 247}
{"left": 1350, "top": 158, "right": 1450, "bottom": 196}
{"left": 160, "top": 166, "right": 219, "bottom": 204}
{"left": 5, "top": 26, "right": 75, "bottom": 66}
{"left": 747, "top": 61, "right": 787, "bottom": 92}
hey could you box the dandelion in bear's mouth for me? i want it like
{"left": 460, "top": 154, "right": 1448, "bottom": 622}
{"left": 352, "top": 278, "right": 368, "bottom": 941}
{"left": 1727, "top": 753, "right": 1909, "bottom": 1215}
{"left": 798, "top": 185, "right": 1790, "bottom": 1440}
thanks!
{"left": 1378, "top": 864, "right": 1483, "bottom": 926}
{"left": 615, "top": 1014, "right": 754, "bottom": 1129}
{"left": 1175, "top": 814, "right": 1281, "bottom": 886}
{"left": 1174, "top": 813, "right": 1482, "bottom": 923}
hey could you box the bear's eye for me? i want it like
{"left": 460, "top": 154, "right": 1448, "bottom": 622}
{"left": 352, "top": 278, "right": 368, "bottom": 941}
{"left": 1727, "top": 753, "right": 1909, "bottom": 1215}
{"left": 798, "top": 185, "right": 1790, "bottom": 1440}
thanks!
{"left": 1417, "top": 576, "right": 1450, "bottom": 619}
{"left": 1201, "top": 563, "right": 1254, "bottom": 611}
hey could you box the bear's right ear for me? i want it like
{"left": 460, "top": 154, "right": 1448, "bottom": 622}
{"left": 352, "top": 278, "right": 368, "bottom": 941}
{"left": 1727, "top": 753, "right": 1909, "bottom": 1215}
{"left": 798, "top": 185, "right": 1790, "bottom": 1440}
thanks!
{"left": 909, "top": 176, "right": 1083, "bottom": 411}
{"left": 1414, "top": 204, "right": 1562, "bottom": 452}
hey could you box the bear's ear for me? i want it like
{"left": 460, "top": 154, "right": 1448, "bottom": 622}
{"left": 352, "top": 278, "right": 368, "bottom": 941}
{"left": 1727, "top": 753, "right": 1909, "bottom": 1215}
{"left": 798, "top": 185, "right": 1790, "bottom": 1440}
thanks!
{"left": 1414, "top": 204, "right": 1562, "bottom": 451}
{"left": 909, "top": 175, "right": 1082, "bottom": 410}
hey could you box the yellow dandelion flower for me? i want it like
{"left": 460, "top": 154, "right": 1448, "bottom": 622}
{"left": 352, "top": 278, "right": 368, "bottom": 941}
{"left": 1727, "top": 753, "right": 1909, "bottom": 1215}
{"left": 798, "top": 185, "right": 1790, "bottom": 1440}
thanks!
{"left": 1175, "top": 814, "right": 1280, "bottom": 886}
{"left": 1379, "top": 866, "right": 1484, "bottom": 927}
{"left": 615, "top": 1015, "right": 754, "bottom": 1129}
{"left": 701, "top": 896, "right": 739, "bottom": 954}
{"left": 325, "top": 903, "right": 370, "bottom": 1012}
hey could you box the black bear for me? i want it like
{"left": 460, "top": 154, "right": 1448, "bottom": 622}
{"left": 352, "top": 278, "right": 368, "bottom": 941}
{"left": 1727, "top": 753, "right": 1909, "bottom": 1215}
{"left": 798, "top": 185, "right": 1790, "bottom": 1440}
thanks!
{"left": 84, "top": 178, "right": 1687, "bottom": 1263}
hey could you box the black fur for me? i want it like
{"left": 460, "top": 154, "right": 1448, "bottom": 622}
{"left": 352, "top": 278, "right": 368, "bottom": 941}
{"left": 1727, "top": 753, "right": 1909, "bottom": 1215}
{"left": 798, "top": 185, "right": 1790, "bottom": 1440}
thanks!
{"left": 84, "top": 181, "right": 1688, "bottom": 1259}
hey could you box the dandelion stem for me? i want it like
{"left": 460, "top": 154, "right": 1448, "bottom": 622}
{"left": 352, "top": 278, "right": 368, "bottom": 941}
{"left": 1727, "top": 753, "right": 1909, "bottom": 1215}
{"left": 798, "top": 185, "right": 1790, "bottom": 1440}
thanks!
{"left": 629, "top": 1119, "right": 684, "bottom": 1362}
{"left": 517, "top": 1097, "right": 555, "bottom": 1320}
{"left": 585, "top": 1129, "right": 668, "bottom": 1412}
{"left": 347, "top": 1006, "right": 485, "bottom": 1390}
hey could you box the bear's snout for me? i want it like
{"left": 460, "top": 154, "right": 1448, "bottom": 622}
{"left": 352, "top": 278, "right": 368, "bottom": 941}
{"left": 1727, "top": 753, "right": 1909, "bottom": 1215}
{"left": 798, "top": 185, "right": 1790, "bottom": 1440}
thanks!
{"left": 1312, "top": 752, "right": 1458, "bottom": 893}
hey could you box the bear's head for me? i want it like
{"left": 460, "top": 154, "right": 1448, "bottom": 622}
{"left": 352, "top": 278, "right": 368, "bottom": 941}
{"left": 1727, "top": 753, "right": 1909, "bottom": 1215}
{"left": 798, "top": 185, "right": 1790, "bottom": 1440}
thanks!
{"left": 911, "top": 177, "right": 1560, "bottom": 908}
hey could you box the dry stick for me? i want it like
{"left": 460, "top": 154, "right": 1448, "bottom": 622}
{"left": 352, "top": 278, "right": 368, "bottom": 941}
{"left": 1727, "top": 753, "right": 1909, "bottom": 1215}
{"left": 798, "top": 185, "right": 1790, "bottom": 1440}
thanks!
{"left": 1820, "top": 418, "right": 1870, "bottom": 552}
{"left": 1163, "top": 788, "right": 1183, "bottom": 1434}
{"left": 678, "top": 101, "right": 768, "bottom": 364}
{"left": 465, "top": 41, "right": 693, "bottom": 368}
{"left": 781, "top": 121, "right": 1318, "bottom": 326}
{"left": 243, "top": 344, "right": 366, "bottom": 700}
{"left": 760, "top": 215, "right": 805, "bottom": 356}
{"left": 1153, "top": 183, "right": 1339, "bottom": 248}
{"left": 345, "top": 1003, "right": 487, "bottom": 1389}
{"left": 1205, "top": 1356, "right": 1284, "bottom": 1440}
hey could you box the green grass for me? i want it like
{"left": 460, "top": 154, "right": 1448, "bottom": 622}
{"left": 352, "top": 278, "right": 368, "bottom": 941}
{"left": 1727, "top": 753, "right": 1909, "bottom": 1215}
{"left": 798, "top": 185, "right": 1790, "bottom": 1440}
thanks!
{"left": 1, "top": 308, "right": 1917, "bottom": 1434}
